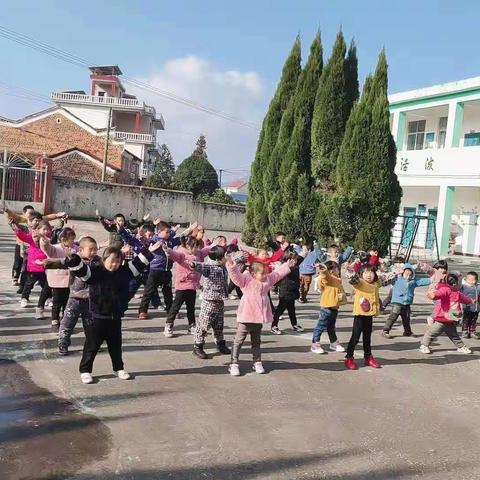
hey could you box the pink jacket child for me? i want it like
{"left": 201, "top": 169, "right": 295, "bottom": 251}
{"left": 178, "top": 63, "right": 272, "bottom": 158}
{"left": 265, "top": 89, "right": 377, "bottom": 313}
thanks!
{"left": 226, "top": 259, "right": 292, "bottom": 324}
{"left": 430, "top": 283, "right": 474, "bottom": 324}
{"left": 167, "top": 245, "right": 212, "bottom": 291}
{"left": 15, "top": 230, "right": 47, "bottom": 273}
{"left": 40, "top": 240, "right": 78, "bottom": 288}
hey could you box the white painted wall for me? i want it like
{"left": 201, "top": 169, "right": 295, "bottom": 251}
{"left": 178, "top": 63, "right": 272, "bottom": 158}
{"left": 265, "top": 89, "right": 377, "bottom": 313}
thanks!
{"left": 63, "top": 105, "right": 110, "bottom": 130}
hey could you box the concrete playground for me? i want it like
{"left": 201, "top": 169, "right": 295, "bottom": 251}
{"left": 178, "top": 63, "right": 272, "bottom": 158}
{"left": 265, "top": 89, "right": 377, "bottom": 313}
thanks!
{"left": 1, "top": 217, "right": 480, "bottom": 479}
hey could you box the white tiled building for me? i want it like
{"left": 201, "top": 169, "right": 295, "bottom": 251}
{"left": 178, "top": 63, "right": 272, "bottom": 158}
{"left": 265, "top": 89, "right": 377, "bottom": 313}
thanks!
{"left": 389, "top": 77, "right": 480, "bottom": 256}
{"left": 51, "top": 65, "right": 165, "bottom": 179}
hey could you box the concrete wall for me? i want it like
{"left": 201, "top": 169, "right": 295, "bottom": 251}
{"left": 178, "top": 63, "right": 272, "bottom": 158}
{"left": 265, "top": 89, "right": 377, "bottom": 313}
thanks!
{"left": 51, "top": 177, "right": 245, "bottom": 232}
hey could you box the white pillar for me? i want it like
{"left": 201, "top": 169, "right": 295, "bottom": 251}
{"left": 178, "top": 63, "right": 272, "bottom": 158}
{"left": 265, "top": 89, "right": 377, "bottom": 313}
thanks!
{"left": 444, "top": 102, "right": 457, "bottom": 148}
{"left": 436, "top": 185, "right": 456, "bottom": 256}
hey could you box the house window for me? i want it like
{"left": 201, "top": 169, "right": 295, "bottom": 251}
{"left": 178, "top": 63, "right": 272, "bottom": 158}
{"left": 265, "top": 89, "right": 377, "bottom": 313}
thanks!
{"left": 407, "top": 120, "right": 426, "bottom": 150}
{"left": 464, "top": 132, "right": 480, "bottom": 147}
{"left": 437, "top": 116, "right": 447, "bottom": 148}
{"left": 424, "top": 132, "right": 435, "bottom": 149}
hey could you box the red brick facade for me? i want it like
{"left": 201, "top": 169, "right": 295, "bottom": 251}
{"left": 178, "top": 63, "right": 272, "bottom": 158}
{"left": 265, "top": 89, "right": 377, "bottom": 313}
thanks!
{"left": 0, "top": 110, "right": 140, "bottom": 184}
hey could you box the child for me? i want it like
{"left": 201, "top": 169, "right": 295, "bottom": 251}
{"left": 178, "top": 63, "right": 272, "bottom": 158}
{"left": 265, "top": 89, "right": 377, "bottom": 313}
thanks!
{"left": 419, "top": 260, "right": 449, "bottom": 325}
{"left": 420, "top": 273, "right": 474, "bottom": 355}
{"left": 243, "top": 242, "right": 288, "bottom": 273}
{"left": 351, "top": 249, "right": 381, "bottom": 274}
{"left": 137, "top": 221, "right": 183, "bottom": 319}
{"left": 190, "top": 246, "right": 231, "bottom": 359}
{"left": 381, "top": 263, "right": 431, "bottom": 338}
{"left": 165, "top": 237, "right": 212, "bottom": 337}
{"left": 65, "top": 240, "right": 162, "bottom": 384}
{"left": 345, "top": 265, "right": 385, "bottom": 370}
{"left": 40, "top": 227, "right": 78, "bottom": 331}
{"left": 311, "top": 261, "right": 347, "bottom": 354}
{"left": 323, "top": 244, "right": 354, "bottom": 272}
{"left": 8, "top": 218, "right": 52, "bottom": 315}
{"left": 226, "top": 253, "right": 295, "bottom": 376}
{"left": 53, "top": 237, "right": 101, "bottom": 356}
{"left": 271, "top": 251, "right": 304, "bottom": 334}
{"left": 460, "top": 272, "right": 480, "bottom": 339}
{"left": 298, "top": 241, "right": 323, "bottom": 303}
{"left": 118, "top": 223, "right": 162, "bottom": 310}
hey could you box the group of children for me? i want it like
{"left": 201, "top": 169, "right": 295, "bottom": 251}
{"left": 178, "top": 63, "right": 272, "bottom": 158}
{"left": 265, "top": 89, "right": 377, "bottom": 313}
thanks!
{"left": 3, "top": 202, "right": 480, "bottom": 382}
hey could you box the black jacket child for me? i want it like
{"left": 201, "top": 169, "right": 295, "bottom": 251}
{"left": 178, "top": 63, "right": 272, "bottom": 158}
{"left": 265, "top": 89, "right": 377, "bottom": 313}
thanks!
{"left": 276, "top": 258, "right": 302, "bottom": 301}
{"left": 66, "top": 248, "right": 154, "bottom": 319}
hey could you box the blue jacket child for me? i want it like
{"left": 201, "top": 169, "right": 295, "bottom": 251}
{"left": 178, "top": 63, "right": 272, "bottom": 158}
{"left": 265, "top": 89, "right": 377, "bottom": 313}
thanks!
{"left": 383, "top": 263, "right": 431, "bottom": 337}
{"left": 391, "top": 263, "right": 431, "bottom": 305}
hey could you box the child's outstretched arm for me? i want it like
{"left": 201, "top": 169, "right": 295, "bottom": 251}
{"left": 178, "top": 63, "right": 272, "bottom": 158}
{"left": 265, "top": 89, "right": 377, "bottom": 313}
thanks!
{"left": 339, "top": 246, "right": 354, "bottom": 265}
{"left": 266, "top": 260, "right": 294, "bottom": 287}
{"left": 225, "top": 255, "right": 249, "bottom": 289}
{"left": 414, "top": 277, "right": 432, "bottom": 288}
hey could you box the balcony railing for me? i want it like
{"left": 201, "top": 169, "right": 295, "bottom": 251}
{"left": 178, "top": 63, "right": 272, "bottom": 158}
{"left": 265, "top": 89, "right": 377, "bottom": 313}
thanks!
{"left": 114, "top": 131, "right": 155, "bottom": 144}
{"left": 51, "top": 92, "right": 156, "bottom": 115}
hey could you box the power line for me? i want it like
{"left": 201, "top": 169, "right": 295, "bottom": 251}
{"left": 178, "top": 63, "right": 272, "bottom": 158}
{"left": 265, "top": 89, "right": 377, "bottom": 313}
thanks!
{"left": 0, "top": 25, "right": 260, "bottom": 131}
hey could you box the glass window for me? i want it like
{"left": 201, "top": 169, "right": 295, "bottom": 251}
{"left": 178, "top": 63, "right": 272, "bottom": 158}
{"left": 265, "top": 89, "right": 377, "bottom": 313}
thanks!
{"left": 424, "top": 132, "right": 435, "bottom": 149}
{"left": 437, "top": 116, "right": 447, "bottom": 148}
{"left": 464, "top": 132, "right": 480, "bottom": 147}
{"left": 407, "top": 120, "right": 426, "bottom": 150}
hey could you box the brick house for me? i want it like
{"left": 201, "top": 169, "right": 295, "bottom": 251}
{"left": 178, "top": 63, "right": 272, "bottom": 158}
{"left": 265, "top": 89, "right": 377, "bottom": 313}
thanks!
{"left": 0, "top": 65, "right": 165, "bottom": 184}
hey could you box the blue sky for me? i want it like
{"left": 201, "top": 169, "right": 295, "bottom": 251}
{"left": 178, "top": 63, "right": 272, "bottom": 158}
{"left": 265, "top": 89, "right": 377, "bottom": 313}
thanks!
{"left": 1, "top": 0, "right": 479, "bottom": 180}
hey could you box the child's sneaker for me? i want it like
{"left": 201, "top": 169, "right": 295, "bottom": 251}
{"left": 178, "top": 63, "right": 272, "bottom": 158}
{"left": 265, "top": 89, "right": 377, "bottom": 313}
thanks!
{"left": 364, "top": 356, "right": 381, "bottom": 368}
{"left": 58, "top": 345, "right": 69, "bottom": 356}
{"left": 472, "top": 332, "right": 480, "bottom": 340}
{"left": 344, "top": 358, "right": 357, "bottom": 370}
{"left": 20, "top": 298, "right": 29, "bottom": 308}
{"left": 229, "top": 363, "right": 240, "bottom": 376}
{"left": 138, "top": 312, "right": 149, "bottom": 320}
{"left": 381, "top": 330, "right": 391, "bottom": 339}
{"left": 80, "top": 373, "right": 94, "bottom": 384}
{"left": 46, "top": 300, "right": 53, "bottom": 308}
{"left": 51, "top": 320, "right": 60, "bottom": 332}
{"left": 35, "top": 307, "right": 45, "bottom": 319}
{"left": 330, "top": 341, "right": 345, "bottom": 352}
{"left": 462, "top": 331, "right": 471, "bottom": 339}
{"left": 402, "top": 331, "right": 413, "bottom": 337}
{"left": 292, "top": 325, "right": 304, "bottom": 332}
{"left": 164, "top": 324, "right": 174, "bottom": 338}
{"left": 419, "top": 344, "right": 431, "bottom": 354}
{"left": 311, "top": 343, "right": 326, "bottom": 354}
{"left": 229, "top": 294, "right": 237, "bottom": 300}
{"left": 11, "top": 278, "right": 19, "bottom": 286}
{"left": 271, "top": 326, "right": 282, "bottom": 335}
{"left": 457, "top": 345, "right": 472, "bottom": 354}
{"left": 187, "top": 324, "right": 195, "bottom": 335}
{"left": 16, "top": 287, "right": 24, "bottom": 294}
{"left": 253, "top": 362, "right": 265, "bottom": 374}
{"left": 116, "top": 370, "right": 131, "bottom": 380}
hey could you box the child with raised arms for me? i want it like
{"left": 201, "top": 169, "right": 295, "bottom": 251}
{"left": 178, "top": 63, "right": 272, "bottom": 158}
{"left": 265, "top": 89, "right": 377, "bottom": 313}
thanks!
{"left": 311, "top": 261, "right": 347, "bottom": 354}
{"left": 226, "top": 253, "right": 295, "bottom": 376}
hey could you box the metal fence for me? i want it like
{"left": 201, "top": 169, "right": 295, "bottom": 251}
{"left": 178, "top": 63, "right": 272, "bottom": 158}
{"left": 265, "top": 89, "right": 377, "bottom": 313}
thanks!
{"left": 0, "top": 150, "right": 48, "bottom": 205}
{"left": 390, "top": 214, "right": 439, "bottom": 263}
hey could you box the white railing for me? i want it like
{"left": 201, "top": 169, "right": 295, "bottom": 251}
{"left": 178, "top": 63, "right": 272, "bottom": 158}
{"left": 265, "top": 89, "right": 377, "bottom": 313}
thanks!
{"left": 51, "top": 92, "right": 156, "bottom": 114}
{"left": 114, "top": 131, "right": 155, "bottom": 144}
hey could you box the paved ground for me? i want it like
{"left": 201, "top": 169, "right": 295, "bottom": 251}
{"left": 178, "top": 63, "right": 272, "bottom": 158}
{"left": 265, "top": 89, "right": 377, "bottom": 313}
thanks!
{"left": 1, "top": 217, "right": 480, "bottom": 479}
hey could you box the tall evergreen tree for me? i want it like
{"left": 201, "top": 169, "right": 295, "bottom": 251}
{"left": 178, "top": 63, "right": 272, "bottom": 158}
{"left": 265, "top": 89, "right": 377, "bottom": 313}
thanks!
{"left": 331, "top": 52, "right": 401, "bottom": 254}
{"left": 267, "top": 32, "right": 323, "bottom": 237}
{"left": 280, "top": 32, "right": 323, "bottom": 237}
{"left": 173, "top": 135, "right": 219, "bottom": 197}
{"left": 310, "top": 31, "right": 359, "bottom": 242}
{"left": 242, "top": 37, "right": 302, "bottom": 245}
{"left": 144, "top": 144, "right": 175, "bottom": 189}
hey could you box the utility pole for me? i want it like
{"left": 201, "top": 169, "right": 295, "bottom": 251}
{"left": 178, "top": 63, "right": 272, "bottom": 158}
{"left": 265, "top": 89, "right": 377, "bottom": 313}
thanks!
{"left": 218, "top": 169, "right": 223, "bottom": 187}
{"left": 102, "top": 107, "right": 113, "bottom": 182}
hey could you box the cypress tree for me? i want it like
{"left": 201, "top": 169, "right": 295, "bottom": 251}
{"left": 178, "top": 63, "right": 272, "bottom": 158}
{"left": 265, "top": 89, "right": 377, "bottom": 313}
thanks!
{"left": 243, "top": 37, "right": 302, "bottom": 245}
{"left": 267, "top": 32, "right": 323, "bottom": 236}
{"left": 331, "top": 51, "right": 401, "bottom": 254}
{"left": 310, "top": 31, "right": 359, "bottom": 242}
